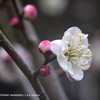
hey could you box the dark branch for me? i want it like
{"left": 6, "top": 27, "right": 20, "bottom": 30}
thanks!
{"left": 0, "top": 30, "right": 49, "bottom": 100}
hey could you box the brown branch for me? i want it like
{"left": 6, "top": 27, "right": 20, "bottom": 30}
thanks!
{"left": 0, "top": 30, "right": 49, "bottom": 100}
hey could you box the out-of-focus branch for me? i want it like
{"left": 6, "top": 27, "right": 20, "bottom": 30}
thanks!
{"left": 0, "top": 30, "right": 49, "bottom": 100}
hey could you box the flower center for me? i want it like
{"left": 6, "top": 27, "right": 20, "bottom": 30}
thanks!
{"left": 64, "top": 34, "right": 93, "bottom": 66}
{"left": 65, "top": 45, "right": 78, "bottom": 62}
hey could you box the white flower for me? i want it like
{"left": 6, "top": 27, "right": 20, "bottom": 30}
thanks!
{"left": 50, "top": 27, "right": 93, "bottom": 81}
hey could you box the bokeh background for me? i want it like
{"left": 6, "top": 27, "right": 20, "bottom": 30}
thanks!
{"left": 0, "top": 0, "right": 100, "bottom": 100}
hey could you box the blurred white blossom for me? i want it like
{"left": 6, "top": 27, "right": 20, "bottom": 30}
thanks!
{"left": 37, "top": 0, "right": 68, "bottom": 16}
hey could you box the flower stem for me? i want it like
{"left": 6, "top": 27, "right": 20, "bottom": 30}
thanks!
{"left": 34, "top": 55, "right": 57, "bottom": 79}
{"left": 42, "top": 55, "right": 57, "bottom": 66}
{"left": 12, "top": 0, "right": 22, "bottom": 25}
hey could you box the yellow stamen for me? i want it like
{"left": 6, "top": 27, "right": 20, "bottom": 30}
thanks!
{"left": 88, "top": 44, "right": 91, "bottom": 46}
{"left": 80, "top": 39, "right": 83, "bottom": 42}
{"left": 82, "top": 35, "right": 84, "bottom": 37}
{"left": 91, "top": 54, "right": 94, "bottom": 57}
{"left": 86, "top": 56, "right": 89, "bottom": 60}
{"left": 76, "top": 47, "right": 79, "bottom": 49}
{"left": 83, "top": 61, "right": 85, "bottom": 63}
{"left": 85, "top": 47, "right": 88, "bottom": 49}
{"left": 76, "top": 34, "right": 79, "bottom": 37}
{"left": 79, "top": 35, "right": 82, "bottom": 38}
{"left": 70, "top": 35, "right": 72, "bottom": 38}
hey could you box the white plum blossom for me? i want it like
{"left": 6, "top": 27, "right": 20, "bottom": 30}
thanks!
{"left": 50, "top": 27, "right": 93, "bottom": 81}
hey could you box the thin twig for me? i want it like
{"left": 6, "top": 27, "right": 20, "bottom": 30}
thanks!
{"left": 0, "top": 30, "right": 49, "bottom": 100}
{"left": 34, "top": 55, "right": 57, "bottom": 79}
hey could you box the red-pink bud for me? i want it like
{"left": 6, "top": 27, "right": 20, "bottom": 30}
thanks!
{"left": 9, "top": 17, "right": 20, "bottom": 28}
{"left": 40, "top": 66, "right": 51, "bottom": 76}
{"left": 39, "top": 40, "right": 52, "bottom": 59}
{"left": 22, "top": 4, "right": 38, "bottom": 20}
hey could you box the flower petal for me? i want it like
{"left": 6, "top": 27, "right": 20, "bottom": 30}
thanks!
{"left": 73, "top": 34, "right": 88, "bottom": 45}
{"left": 80, "top": 57, "right": 92, "bottom": 70}
{"left": 50, "top": 40, "right": 62, "bottom": 55}
{"left": 74, "top": 45, "right": 92, "bottom": 70}
{"left": 65, "top": 27, "right": 82, "bottom": 36}
{"left": 82, "top": 37, "right": 88, "bottom": 46}
{"left": 61, "top": 32, "right": 71, "bottom": 44}
{"left": 62, "top": 27, "right": 84, "bottom": 45}
{"left": 66, "top": 72, "right": 76, "bottom": 82}
{"left": 67, "top": 62, "right": 83, "bottom": 81}
{"left": 57, "top": 54, "right": 73, "bottom": 75}
{"left": 61, "top": 41, "right": 68, "bottom": 57}
{"left": 82, "top": 46, "right": 92, "bottom": 57}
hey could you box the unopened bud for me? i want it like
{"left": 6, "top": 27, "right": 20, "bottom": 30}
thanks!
{"left": 40, "top": 66, "right": 51, "bottom": 76}
{"left": 39, "top": 40, "right": 52, "bottom": 59}
{"left": 22, "top": 4, "right": 38, "bottom": 20}
{"left": 9, "top": 17, "right": 20, "bottom": 28}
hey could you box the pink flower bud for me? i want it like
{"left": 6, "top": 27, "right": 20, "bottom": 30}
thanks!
{"left": 9, "top": 17, "right": 20, "bottom": 28}
{"left": 40, "top": 66, "right": 51, "bottom": 76}
{"left": 39, "top": 40, "right": 52, "bottom": 59}
{"left": 22, "top": 4, "right": 38, "bottom": 20}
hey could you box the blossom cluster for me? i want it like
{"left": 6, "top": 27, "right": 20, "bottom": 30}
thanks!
{"left": 39, "top": 27, "right": 93, "bottom": 81}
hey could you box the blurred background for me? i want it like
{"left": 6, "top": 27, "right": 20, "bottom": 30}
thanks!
{"left": 0, "top": 0, "right": 100, "bottom": 100}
